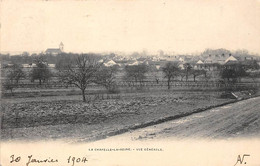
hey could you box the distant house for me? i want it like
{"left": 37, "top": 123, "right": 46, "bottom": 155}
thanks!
{"left": 197, "top": 60, "right": 204, "bottom": 64}
{"left": 22, "top": 64, "right": 31, "bottom": 68}
{"left": 45, "top": 48, "right": 62, "bottom": 55}
{"left": 214, "top": 54, "right": 227, "bottom": 65}
{"left": 225, "top": 55, "right": 238, "bottom": 64}
{"left": 198, "top": 54, "right": 232, "bottom": 71}
{"left": 1, "top": 61, "right": 12, "bottom": 68}
{"left": 98, "top": 59, "right": 104, "bottom": 63}
{"left": 200, "top": 54, "right": 227, "bottom": 64}
{"left": 45, "top": 42, "right": 64, "bottom": 55}
{"left": 22, "top": 63, "right": 37, "bottom": 68}
{"left": 104, "top": 60, "right": 117, "bottom": 67}
{"left": 137, "top": 57, "right": 147, "bottom": 61}
{"left": 143, "top": 60, "right": 149, "bottom": 65}
{"left": 152, "top": 56, "right": 160, "bottom": 61}
{"left": 178, "top": 63, "right": 185, "bottom": 69}
{"left": 165, "top": 56, "right": 178, "bottom": 62}
{"left": 48, "top": 64, "right": 56, "bottom": 68}
{"left": 22, "top": 62, "right": 52, "bottom": 68}
{"left": 178, "top": 57, "right": 185, "bottom": 62}
{"left": 194, "top": 60, "right": 204, "bottom": 69}
{"left": 128, "top": 60, "right": 140, "bottom": 66}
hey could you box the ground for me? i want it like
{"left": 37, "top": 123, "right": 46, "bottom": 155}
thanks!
{"left": 103, "top": 96, "right": 260, "bottom": 141}
{"left": 1, "top": 90, "right": 237, "bottom": 142}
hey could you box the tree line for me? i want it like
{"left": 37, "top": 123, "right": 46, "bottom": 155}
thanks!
{"left": 2, "top": 54, "right": 260, "bottom": 101}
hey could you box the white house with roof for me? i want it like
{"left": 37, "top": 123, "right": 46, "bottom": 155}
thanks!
{"left": 197, "top": 60, "right": 204, "bottom": 64}
{"left": 178, "top": 57, "right": 185, "bottom": 62}
{"left": 128, "top": 60, "right": 140, "bottom": 66}
{"left": 104, "top": 60, "right": 117, "bottom": 67}
{"left": 225, "top": 55, "right": 238, "bottom": 64}
{"left": 194, "top": 60, "right": 204, "bottom": 69}
{"left": 202, "top": 54, "right": 228, "bottom": 65}
{"left": 204, "top": 56, "right": 214, "bottom": 64}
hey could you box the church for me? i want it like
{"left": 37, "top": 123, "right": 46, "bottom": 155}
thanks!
{"left": 45, "top": 42, "right": 64, "bottom": 55}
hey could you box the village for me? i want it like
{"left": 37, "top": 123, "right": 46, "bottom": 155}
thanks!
{"left": 1, "top": 42, "right": 260, "bottom": 141}
{"left": 2, "top": 42, "right": 260, "bottom": 71}
{"left": 1, "top": 43, "right": 260, "bottom": 85}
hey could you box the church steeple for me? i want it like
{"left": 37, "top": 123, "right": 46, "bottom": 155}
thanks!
{"left": 59, "top": 42, "right": 64, "bottom": 52}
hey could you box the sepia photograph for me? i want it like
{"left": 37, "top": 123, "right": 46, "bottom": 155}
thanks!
{"left": 1, "top": 0, "right": 260, "bottom": 165}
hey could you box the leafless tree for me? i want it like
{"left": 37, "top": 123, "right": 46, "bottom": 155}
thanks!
{"left": 190, "top": 69, "right": 206, "bottom": 82}
{"left": 124, "top": 64, "right": 148, "bottom": 86}
{"left": 183, "top": 63, "right": 192, "bottom": 82}
{"left": 59, "top": 54, "right": 102, "bottom": 102}
{"left": 3, "top": 80, "right": 16, "bottom": 95}
{"left": 3, "top": 64, "right": 26, "bottom": 94}
{"left": 94, "top": 65, "right": 119, "bottom": 93}
{"left": 162, "top": 62, "right": 180, "bottom": 89}
{"left": 6, "top": 63, "right": 26, "bottom": 84}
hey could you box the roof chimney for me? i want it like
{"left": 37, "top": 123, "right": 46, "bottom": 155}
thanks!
{"left": 229, "top": 53, "right": 231, "bottom": 57}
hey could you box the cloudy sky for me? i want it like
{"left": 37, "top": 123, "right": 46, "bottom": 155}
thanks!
{"left": 1, "top": 0, "right": 260, "bottom": 55}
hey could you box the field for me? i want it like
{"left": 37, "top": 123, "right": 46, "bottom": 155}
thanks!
{"left": 1, "top": 90, "right": 238, "bottom": 142}
{"left": 2, "top": 63, "right": 259, "bottom": 142}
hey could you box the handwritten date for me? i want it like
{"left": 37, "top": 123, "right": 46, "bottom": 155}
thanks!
{"left": 67, "top": 156, "right": 88, "bottom": 166}
{"left": 10, "top": 155, "right": 88, "bottom": 166}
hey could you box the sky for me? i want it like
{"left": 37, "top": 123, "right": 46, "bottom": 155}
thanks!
{"left": 1, "top": 0, "right": 260, "bottom": 55}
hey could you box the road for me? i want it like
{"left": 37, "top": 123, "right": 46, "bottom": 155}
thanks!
{"left": 103, "top": 97, "right": 260, "bottom": 141}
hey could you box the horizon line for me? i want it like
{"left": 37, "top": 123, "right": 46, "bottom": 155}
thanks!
{"left": 1, "top": 48, "right": 260, "bottom": 56}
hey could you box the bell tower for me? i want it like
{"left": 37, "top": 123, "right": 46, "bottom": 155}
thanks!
{"left": 59, "top": 42, "right": 64, "bottom": 52}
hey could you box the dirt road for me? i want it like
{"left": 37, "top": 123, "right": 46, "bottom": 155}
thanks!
{"left": 103, "top": 97, "right": 260, "bottom": 141}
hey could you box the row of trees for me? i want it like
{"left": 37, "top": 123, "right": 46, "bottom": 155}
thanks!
{"left": 58, "top": 55, "right": 118, "bottom": 102}
{"left": 2, "top": 55, "right": 119, "bottom": 102}
{"left": 162, "top": 62, "right": 207, "bottom": 89}
{"left": 3, "top": 54, "right": 260, "bottom": 101}
{"left": 160, "top": 61, "right": 260, "bottom": 89}
{"left": 3, "top": 58, "right": 52, "bottom": 93}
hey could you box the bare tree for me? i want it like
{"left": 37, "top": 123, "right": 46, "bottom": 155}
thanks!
{"left": 124, "top": 64, "right": 148, "bottom": 86}
{"left": 149, "top": 65, "right": 160, "bottom": 84}
{"left": 6, "top": 64, "right": 26, "bottom": 84}
{"left": 183, "top": 63, "right": 192, "bottom": 82}
{"left": 3, "top": 64, "right": 26, "bottom": 94}
{"left": 94, "top": 65, "right": 119, "bottom": 93}
{"left": 59, "top": 54, "right": 102, "bottom": 102}
{"left": 179, "top": 71, "right": 186, "bottom": 82}
{"left": 3, "top": 80, "right": 16, "bottom": 95}
{"left": 190, "top": 69, "right": 206, "bottom": 82}
{"left": 162, "top": 62, "right": 180, "bottom": 89}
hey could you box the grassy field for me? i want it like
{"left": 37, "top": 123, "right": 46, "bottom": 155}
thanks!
{"left": 1, "top": 90, "right": 236, "bottom": 141}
